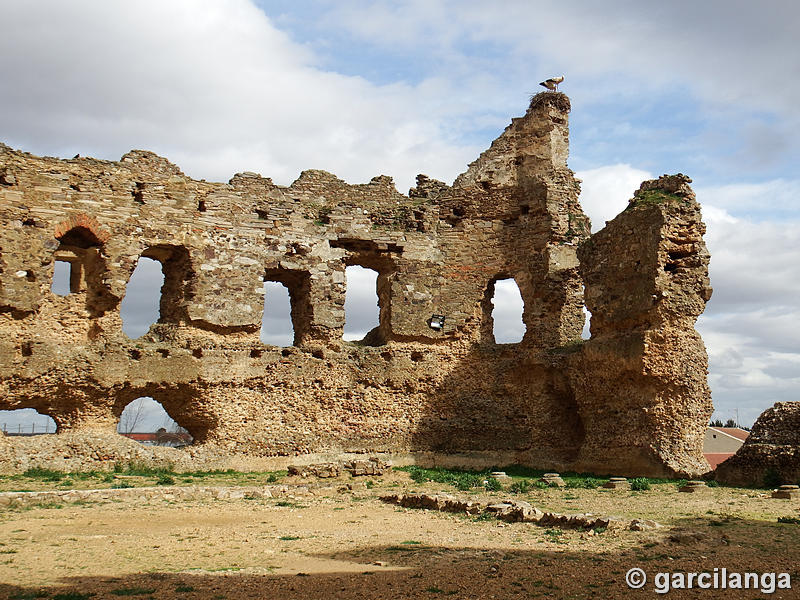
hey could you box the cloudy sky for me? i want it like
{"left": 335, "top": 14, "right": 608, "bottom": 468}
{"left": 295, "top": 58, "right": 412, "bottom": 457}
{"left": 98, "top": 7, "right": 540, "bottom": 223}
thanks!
{"left": 1, "top": 0, "right": 798, "bottom": 431}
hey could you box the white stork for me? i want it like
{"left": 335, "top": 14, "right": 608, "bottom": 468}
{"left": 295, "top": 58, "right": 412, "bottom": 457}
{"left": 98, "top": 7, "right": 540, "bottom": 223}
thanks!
{"left": 539, "top": 76, "right": 564, "bottom": 92}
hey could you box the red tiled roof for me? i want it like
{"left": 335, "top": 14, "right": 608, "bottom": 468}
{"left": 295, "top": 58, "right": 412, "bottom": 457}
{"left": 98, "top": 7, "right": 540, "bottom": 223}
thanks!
{"left": 711, "top": 427, "right": 750, "bottom": 442}
{"left": 705, "top": 452, "right": 735, "bottom": 469}
{"left": 121, "top": 433, "right": 157, "bottom": 441}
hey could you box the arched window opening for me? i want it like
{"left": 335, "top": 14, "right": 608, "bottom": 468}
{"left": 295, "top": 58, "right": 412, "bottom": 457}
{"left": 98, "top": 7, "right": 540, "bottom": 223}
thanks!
{"left": 117, "top": 396, "right": 192, "bottom": 447}
{"left": 0, "top": 408, "right": 57, "bottom": 435}
{"left": 120, "top": 257, "right": 164, "bottom": 338}
{"left": 261, "top": 281, "right": 294, "bottom": 346}
{"left": 51, "top": 225, "right": 109, "bottom": 311}
{"left": 344, "top": 265, "right": 380, "bottom": 342}
{"left": 50, "top": 260, "right": 72, "bottom": 296}
{"left": 484, "top": 277, "right": 525, "bottom": 344}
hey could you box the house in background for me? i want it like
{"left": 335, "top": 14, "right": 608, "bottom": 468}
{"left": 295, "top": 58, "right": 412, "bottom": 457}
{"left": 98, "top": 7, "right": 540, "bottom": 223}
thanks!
{"left": 704, "top": 426, "right": 750, "bottom": 469}
{"left": 120, "top": 428, "right": 192, "bottom": 447}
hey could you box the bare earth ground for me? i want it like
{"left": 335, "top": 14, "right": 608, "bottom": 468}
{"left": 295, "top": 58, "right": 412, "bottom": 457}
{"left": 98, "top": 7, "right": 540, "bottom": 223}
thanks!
{"left": 1, "top": 470, "right": 799, "bottom": 599}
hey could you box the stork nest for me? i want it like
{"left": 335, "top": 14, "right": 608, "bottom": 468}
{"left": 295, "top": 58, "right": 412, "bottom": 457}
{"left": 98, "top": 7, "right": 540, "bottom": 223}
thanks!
{"left": 528, "top": 91, "right": 571, "bottom": 113}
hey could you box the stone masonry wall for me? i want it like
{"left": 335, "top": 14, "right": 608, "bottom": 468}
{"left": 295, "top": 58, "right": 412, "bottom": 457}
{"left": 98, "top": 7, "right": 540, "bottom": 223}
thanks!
{"left": 0, "top": 93, "right": 713, "bottom": 476}
{"left": 715, "top": 402, "right": 800, "bottom": 486}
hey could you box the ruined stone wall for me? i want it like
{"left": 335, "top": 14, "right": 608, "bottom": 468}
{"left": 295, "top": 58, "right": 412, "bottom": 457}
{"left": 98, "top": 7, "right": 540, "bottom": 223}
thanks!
{"left": 0, "top": 93, "right": 713, "bottom": 476}
{"left": 715, "top": 402, "right": 800, "bottom": 486}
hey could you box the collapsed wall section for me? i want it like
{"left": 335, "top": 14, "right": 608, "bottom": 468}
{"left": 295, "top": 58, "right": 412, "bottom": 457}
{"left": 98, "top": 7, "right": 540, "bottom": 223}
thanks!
{"left": 715, "top": 402, "right": 800, "bottom": 486}
{"left": 567, "top": 175, "right": 714, "bottom": 477}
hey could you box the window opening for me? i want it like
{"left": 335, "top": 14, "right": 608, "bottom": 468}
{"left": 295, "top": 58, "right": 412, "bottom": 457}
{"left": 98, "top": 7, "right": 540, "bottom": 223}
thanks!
{"left": 0, "top": 408, "right": 57, "bottom": 435}
{"left": 343, "top": 265, "right": 379, "bottom": 341}
{"left": 261, "top": 281, "right": 294, "bottom": 346}
{"left": 51, "top": 260, "right": 71, "bottom": 296}
{"left": 491, "top": 278, "right": 525, "bottom": 343}
{"left": 117, "top": 396, "right": 192, "bottom": 446}
{"left": 120, "top": 257, "right": 164, "bottom": 338}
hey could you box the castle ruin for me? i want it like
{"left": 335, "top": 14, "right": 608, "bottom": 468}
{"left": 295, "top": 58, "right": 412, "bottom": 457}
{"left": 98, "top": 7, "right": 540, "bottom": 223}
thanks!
{"left": 0, "top": 93, "right": 714, "bottom": 477}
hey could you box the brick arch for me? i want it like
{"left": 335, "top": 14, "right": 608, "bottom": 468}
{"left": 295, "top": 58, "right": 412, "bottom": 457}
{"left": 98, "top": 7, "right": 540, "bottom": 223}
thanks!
{"left": 53, "top": 213, "right": 111, "bottom": 246}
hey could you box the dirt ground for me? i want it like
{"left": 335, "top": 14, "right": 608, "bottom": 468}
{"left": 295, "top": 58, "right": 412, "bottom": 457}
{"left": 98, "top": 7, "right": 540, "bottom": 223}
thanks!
{"left": 1, "top": 471, "right": 799, "bottom": 599}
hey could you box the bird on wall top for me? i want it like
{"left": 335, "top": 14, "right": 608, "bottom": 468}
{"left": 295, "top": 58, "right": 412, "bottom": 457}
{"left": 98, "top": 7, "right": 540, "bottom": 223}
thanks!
{"left": 539, "top": 76, "right": 564, "bottom": 91}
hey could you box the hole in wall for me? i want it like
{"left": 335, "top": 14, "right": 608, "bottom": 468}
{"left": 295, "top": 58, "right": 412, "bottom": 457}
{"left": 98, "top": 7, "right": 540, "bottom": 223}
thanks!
{"left": 581, "top": 307, "right": 592, "bottom": 340}
{"left": 261, "top": 281, "right": 294, "bottom": 346}
{"left": 51, "top": 261, "right": 71, "bottom": 296}
{"left": 117, "top": 396, "right": 192, "bottom": 446}
{"left": 490, "top": 278, "right": 525, "bottom": 343}
{"left": 198, "top": 200, "right": 206, "bottom": 212}
{"left": 343, "top": 265, "right": 379, "bottom": 342}
{"left": 580, "top": 284, "right": 592, "bottom": 340}
{"left": 120, "top": 257, "right": 164, "bottom": 338}
{"left": 0, "top": 408, "right": 57, "bottom": 435}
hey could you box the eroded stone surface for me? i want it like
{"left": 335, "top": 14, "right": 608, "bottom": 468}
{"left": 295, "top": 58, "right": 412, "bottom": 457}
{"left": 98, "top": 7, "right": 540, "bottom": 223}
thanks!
{"left": 566, "top": 175, "right": 713, "bottom": 477}
{"left": 0, "top": 94, "right": 712, "bottom": 476}
{"left": 715, "top": 402, "right": 800, "bottom": 486}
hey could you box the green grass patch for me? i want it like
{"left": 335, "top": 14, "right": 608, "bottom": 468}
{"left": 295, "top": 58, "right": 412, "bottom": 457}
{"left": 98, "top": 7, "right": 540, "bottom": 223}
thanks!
{"left": 21, "top": 468, "right": 64, "bottom": 482}
{"left": 279, "top": 535, "right": 302, "bottom": 541}
{"left": 630, "top": 477, "right": 651, "bottom": 491}
{"left": 175, "top": 585, "right": 196, "bottom": 593}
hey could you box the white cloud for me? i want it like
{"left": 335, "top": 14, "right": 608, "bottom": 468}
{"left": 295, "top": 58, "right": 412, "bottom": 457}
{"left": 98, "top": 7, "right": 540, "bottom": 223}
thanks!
{"left": 575, "top": 164, "right": 652, "bottom": 231}
{"left": 697, "top": 179, "right": 800, "bottom": 218}
{"left": 0, "top": 0, "right": 479, "bottom": 192}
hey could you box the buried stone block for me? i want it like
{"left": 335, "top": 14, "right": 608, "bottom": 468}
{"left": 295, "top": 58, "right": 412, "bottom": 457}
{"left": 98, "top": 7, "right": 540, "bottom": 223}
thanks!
{"left": 678, "top": 480, "right": 707, "bottom": 493}
{"left": 539, "top": 473, "right": 565, "bottom": 487}
{"left": 771, "top": 485, "right": 800, "bottom": 500}
{"left": 602, "top": 477, "right": 630, "bottom": 490}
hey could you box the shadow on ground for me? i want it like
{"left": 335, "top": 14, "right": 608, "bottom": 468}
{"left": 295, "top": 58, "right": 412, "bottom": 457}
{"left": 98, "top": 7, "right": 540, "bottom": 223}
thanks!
{"left": 2, "top": 517, "right": 798, "bottom": 600}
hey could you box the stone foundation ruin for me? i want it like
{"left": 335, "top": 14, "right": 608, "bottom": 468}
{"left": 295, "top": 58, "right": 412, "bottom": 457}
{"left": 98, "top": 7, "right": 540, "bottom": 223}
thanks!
{"left": 0, "top": 93, "right": 715, "bottom": 476}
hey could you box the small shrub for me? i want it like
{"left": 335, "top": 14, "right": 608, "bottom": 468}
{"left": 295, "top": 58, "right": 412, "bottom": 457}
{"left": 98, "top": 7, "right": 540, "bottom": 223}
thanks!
{"left": 111, "top": 482, "right": 134, "bottom": 489}
{"left": 706, "top": 480, "right": 720, "bottom": 488}
{"left": 279, "top": 535, "right": 302, "bottom": 541}
{"left": 267, "top": 473, "right": 279, "bottom": 483}
{"left": 568, "top": 477, "right": 601, "bottom": 489}
{"left": 175, "top": 585, "right": 195, "bottom": 593}
{"left": 455, "top": 475, "right": 482, "bottom": 491}
{"left": 509, "top": 480, "right": 530, "bottom": 494}
{"left": 365, "top": 480, "right": 374, "bottom": 489}
{"left": 630, "top": 477, "right": 651, "bottom": 491}
{"left": 532, "top": 480, "right": 549, "bottom": 489}
{"left": 156, "top": 474, "right": 175, "bottom": 486}
{"left": 484, "top": 478, "right": 502, "bottom": 491}
{"left": 777, "top": 516, "right": 800, "bottom": 525}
